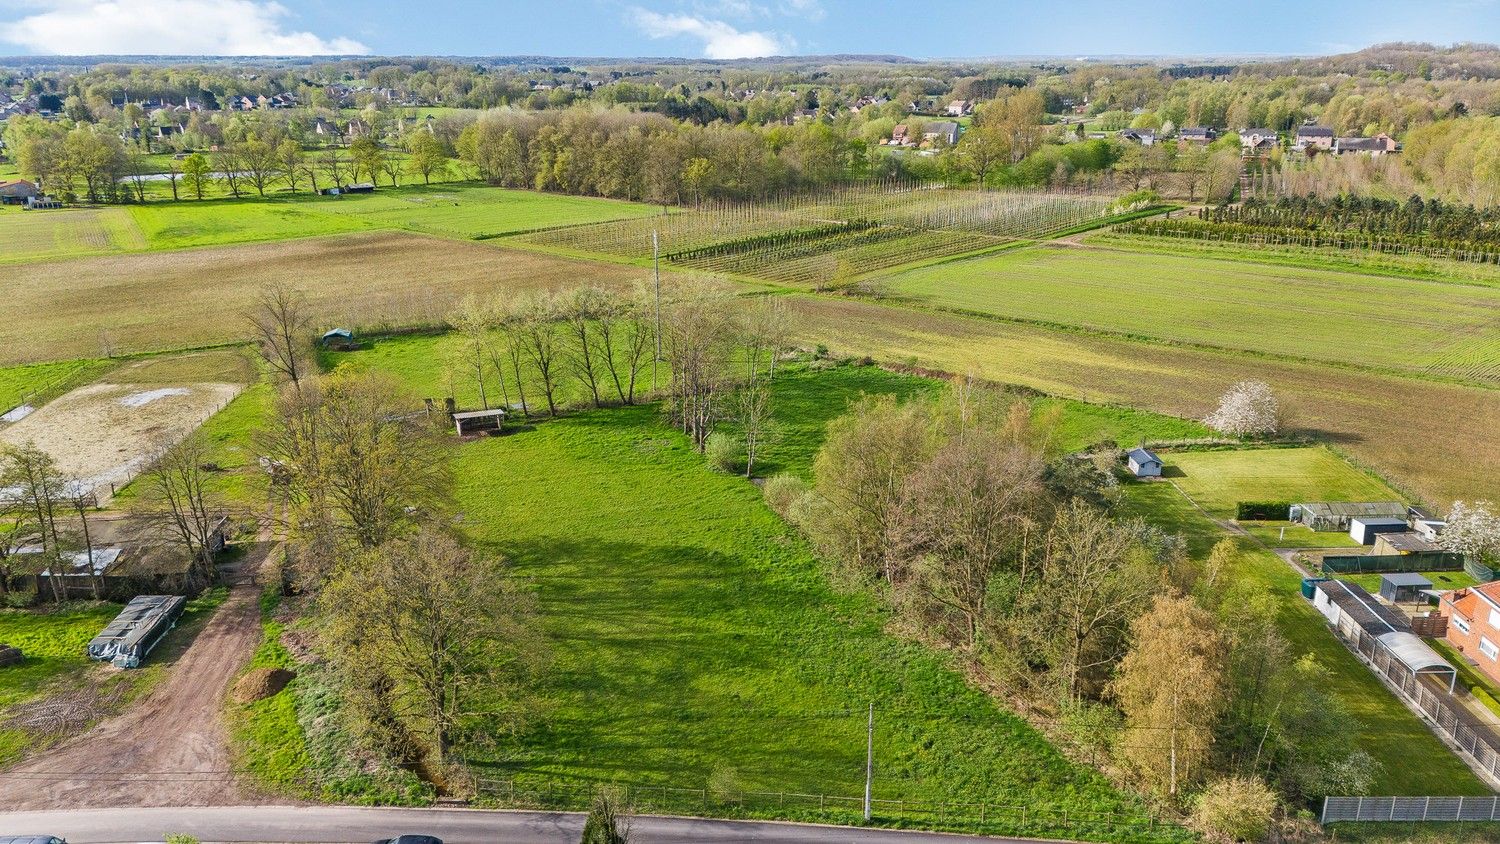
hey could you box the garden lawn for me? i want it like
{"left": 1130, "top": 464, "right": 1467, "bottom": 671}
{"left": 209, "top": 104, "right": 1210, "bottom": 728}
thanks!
{"left": 1162, "top": 446, "right": 1402, "bottom": 519}
{"left": 879, "top": 243, "right": 1500, "bottom": 387}
{"left": 451, "top": 404, "right": 1174, "bottom": 840}
{"left": 1118, "top": 481, "right": 1489, "bottom": 795}
{"left": 1239, "top": 520, "right": 1363, "bottom": 549}
{"left": 1338, "top": 569, "right": 1478, "bottom": 594}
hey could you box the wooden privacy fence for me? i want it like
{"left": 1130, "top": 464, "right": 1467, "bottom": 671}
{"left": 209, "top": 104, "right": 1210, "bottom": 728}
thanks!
{"left": 1323, "top": 796, "right": 1500, "bottom": 824}
{"left": 470, "top": 777, "right": 1183, "bottom": 842}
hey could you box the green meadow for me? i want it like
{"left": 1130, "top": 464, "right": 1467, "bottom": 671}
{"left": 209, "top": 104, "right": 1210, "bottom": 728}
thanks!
{"left": 880, "top": 243, "right": 1500, "bottom": 387}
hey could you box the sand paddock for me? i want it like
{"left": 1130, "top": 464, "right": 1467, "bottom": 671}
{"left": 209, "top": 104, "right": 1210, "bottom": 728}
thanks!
{"left": 0, "top": 381, "right": 241, "bottom": 500}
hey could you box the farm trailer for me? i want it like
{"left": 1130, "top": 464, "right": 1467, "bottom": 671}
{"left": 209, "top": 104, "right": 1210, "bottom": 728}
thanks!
{"left": 86, "top": 595, "right": 187, "bottom": 669}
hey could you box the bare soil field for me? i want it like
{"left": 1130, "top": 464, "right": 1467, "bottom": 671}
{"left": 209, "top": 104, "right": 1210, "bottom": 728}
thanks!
{"left": 0, "top": 381, "right": 241, "bottom": 500}
{"left": 0, "top": 231, "right": 649, "bottom": 364}
{"left": 787, "top": 294, "right": 1500, "bottom": 507}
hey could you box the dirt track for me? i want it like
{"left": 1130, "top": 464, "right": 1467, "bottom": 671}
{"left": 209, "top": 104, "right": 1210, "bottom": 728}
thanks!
{"left": 0, "top": 541, "right": 272, "bottom": 809}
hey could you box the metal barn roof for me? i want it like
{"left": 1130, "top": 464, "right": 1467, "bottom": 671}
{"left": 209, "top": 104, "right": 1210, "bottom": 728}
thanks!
{"left": 1380, "top": 572, "right": 1434, "bottom": 588}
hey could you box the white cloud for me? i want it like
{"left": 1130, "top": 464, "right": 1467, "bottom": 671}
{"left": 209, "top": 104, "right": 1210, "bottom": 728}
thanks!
{"left": 0, "top": 0, "right": 368, "bottom": 55}
{"left": 631, "top": 7, "right": 787, "bottom": 59}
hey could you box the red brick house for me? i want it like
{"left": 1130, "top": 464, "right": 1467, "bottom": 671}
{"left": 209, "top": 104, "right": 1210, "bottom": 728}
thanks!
{"left": 1440, "top": 581, "right": 1500, "bottom": 684}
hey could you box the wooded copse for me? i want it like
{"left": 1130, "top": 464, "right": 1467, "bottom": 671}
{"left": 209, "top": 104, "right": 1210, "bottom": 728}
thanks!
{"left": 764, "top": 385, "right": 1377, "bottom": 828}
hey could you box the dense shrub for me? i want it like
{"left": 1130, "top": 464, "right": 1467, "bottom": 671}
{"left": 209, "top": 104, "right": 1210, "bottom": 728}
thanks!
{"left": 763, "top": 473, "right": 811, "bottom": 520}
{"left": 1192, "top": 776, "right": 1278, "bottom": 842}
{"left": 705, "top": 432, "right": 744, "bottom": 473}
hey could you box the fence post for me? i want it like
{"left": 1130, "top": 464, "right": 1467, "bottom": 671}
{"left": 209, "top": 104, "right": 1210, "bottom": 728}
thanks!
{"left": 1424, "top": 796, "right": 1430, "bottom": 821}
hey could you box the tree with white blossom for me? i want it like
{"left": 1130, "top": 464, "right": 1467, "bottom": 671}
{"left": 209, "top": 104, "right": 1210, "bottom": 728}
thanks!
{"left": 1443, "top": 500, "right": 1500, "bottom": 568}
{"left": 1204, "top": 380, "right": 1280, "bottom": 437}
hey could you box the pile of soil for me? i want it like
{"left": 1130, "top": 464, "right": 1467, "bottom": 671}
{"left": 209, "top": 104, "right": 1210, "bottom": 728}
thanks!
{"left": 231, "top": 667, "right": 295, "bottom": 703}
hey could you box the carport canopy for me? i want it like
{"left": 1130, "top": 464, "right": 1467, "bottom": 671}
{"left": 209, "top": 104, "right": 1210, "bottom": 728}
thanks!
{"left": 1375, "top": 631, "right": 1458, "bottom": 694}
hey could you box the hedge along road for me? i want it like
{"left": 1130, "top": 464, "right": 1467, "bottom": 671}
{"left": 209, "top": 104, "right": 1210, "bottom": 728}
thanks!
{"left": 0, "top": 806, "right": 1047, "bottom": 844}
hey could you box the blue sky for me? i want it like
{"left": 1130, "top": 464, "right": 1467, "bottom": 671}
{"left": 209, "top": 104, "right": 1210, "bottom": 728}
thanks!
{"left": 1, "top": 0, "right": 1499, "bottom": 58}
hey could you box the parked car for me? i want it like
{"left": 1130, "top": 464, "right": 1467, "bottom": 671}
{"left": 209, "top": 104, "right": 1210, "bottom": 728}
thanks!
{"left": 0, "top": 837, "right": 67, "bottom": 844}
{"left": 372, "top": 836, "right": 442, "bottom": 844}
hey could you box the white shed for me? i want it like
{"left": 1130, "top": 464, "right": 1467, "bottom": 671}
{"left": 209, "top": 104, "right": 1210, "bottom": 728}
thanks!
{"left": 1126, "top": 447, "right": 1163, "bottom": 478}
{"left": 1349, "top": 516, "right": 1409, "bottom": 545}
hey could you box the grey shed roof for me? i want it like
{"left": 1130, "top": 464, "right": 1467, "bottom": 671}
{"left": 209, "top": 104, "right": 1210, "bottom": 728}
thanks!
{"left": 1316, "top": 580, "right": 1409, "bottom": 633}
{"left": 1127, "top": 447, "right": 1160, "bottom": 464}
{"left": 1297, "top": 501, "right": 1407, "bottom": 518}
{"left": 1381, "top": 572, "right": 1434, "bottom": 589}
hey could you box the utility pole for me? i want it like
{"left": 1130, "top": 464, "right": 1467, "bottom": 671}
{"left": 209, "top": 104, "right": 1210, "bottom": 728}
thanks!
{"left": 652, "top": 229, "right": 662, "bottom": 391}
{"left": 863, "top": 701, "right": 874, "bottom": 822}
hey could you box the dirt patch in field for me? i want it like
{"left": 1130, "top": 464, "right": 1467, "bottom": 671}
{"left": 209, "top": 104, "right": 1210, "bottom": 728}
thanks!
{"left": 2, "top": 231, "right": 651, "bottom": 364}
{"left": 0, "top": 381, "right": 241, "bottom": 500}
{"left": 231, "top": 667, "right": 295, "bottom": 703}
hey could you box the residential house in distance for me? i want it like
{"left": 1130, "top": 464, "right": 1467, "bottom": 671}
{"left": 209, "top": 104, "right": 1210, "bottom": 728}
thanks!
{"left": 344, "top": 118, "right": 372, "bottom": 139}
{"left": 1333, "top": 133, "right": 1399, "bottom": 156}
{"left": 946, "top": 99, "right": 973, "bottom": 117}
{"left": 1178, "top": 127, "right": 1218, "bottom": 145}
{"left": 921, "top": 121, "right": 961, "bottom": 147}
{"left": 310, "top": 116, "right": 339, "bottom": 139}
{"left": 1126, "top": 447, "right": 1162, "bottom": 478}
{"left": 1240, "top": 128, "right": 1280, "bottom": 155}
{"left": 1441, "top": 582, "right": 1500, "bottom": 686}
{"left": 1120, "top": 128, "right": 1157, "bottom": 146}
{"left": 886, "top": 123, "right": 911, "bottom": 146}
{"left": 1294, "top": 123, "right": 1335, "bottom": 152}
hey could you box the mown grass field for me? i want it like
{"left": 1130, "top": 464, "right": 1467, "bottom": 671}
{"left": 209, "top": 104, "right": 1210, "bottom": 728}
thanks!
{"left": 0, "top": 233, "right": 649, "bottom": 364}
{"left": 1162, "top": 447, "right": 1403, "bottom": 519}
{"left": 2, "top": 184, "right": 658, "bottom": 262}
{"left": 1118, "top": 481, "right": 1489, "bottom": 796}
{"left": 880, "top": 243, "right": 1500, "bottom": 387}
{"left": 782, "top": 294, "right": 1500, "bottom": 508}
{"left": 452, "top": 406, "right": 1173, "bottom": 840}
{"left": 0, "top": 207, "right": 146, "bottom": 264}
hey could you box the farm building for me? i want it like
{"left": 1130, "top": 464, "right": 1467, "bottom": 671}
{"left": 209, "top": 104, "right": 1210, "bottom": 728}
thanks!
{"left": 1350, "top": 516, "right": 1410, "bottom": 545}
{"left": 453, "top": 407, "right": 506, "bottom": 436}
{"left": 87, "top": 594, "right": 187, "bottom": 668}
{"left": 1126, "top": 447, "right": 1162, "bottom": 478}
{"left": 1380, "top": 572, "right": 1433, "bottom": 605}
{"left": 0, "top": 178, "right": 38, "bottom": 205}
{"left": 1374, "top": 531, "right": 1441, "bottom": 556}
{"left": 1313, "top": 579, "right": 1456, "bottom": 693}
{"left": 28, "top": 514, "right": 224, "bottom": 600}
{"left": 1291, "top": 500, "right": 1407, "bottom": 532}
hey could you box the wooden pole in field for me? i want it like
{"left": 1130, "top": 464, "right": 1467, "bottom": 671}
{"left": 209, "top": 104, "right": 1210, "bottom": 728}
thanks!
{"left": 863, "top": 701, "right": 874, "bottom": 822}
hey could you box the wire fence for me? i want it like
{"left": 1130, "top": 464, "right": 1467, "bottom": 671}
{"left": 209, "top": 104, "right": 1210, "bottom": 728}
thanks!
{"left": 470, "top": 777, "right": 1189, "bottom": 843}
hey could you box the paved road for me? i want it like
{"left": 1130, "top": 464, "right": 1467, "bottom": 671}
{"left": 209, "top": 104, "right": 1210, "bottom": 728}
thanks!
{"left": 0, "top": 806, "right": 1036, "bottom": 843}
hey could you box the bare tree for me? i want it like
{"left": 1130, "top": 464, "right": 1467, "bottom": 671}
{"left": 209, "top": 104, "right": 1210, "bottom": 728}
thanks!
{"left": 247, "top": 283, "right": 312, "bottom": 393}
{"left": 661, "top": 284, "right": 737, "bottom": 451}
{"left": 214, "top": 145, "right": 246, "bottom": 198}
{"left": 449, "top": 295, "right": 492, "bottom": 409}
{"left": 562, "top": 287, "right": 607, "bottom": 408}
{"left": 131, "top": 434, "right": 223, "bottom": 584}
{"left": 62, "top": 478, "right": 101, "bottom": 599}
{"left": 515, "top": 293, "right": 563, "bottom": 417}
{"left": 491, "top": 297, "right": 531, "bottom": 418}
{"left": 735, "top": 384, "right": 775, "bottom": 479}
{"left": 4, "top": 442, "right": 66, "bottom": 601}
{"left": 0, "top": 453, "right": 40, "bottom": 596}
